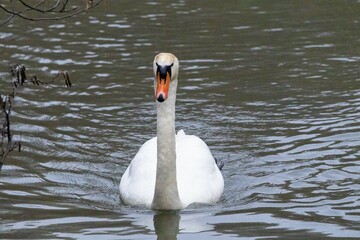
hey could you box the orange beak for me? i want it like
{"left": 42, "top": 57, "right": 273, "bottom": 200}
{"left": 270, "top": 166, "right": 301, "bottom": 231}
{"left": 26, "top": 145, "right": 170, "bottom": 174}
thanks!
{"left": 155, "top": 71, "right": 171, "bottom": 102}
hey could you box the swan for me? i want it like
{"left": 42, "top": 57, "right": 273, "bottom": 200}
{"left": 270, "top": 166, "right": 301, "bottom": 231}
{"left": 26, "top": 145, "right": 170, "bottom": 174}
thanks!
{"left": 119, "top": 53, "right": 224, "bottom": 210}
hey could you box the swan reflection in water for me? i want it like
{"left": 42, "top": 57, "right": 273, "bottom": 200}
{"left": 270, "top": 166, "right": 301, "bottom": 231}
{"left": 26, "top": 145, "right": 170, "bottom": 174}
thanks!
{"left": 153, "top": 212, "right": 180, "bottom": 240}
{"left": 128, "top": 209, "right": 216, "bottom": 239}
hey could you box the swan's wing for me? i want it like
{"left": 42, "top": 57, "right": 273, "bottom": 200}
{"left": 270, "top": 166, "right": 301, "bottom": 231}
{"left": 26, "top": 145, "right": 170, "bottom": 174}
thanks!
{"left": 119, "top": 137, "right": 157, "bottom": 207}
{"left": 176, "top": 134, "right": 224, "bottom": 206}
{"left": 177, "top": 129, "right": 186, "bottom": 136}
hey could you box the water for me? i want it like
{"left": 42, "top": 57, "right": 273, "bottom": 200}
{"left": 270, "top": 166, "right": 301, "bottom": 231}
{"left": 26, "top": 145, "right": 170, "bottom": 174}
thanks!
{"left": 1, "top": 1, "right": 360, "bottom": 239}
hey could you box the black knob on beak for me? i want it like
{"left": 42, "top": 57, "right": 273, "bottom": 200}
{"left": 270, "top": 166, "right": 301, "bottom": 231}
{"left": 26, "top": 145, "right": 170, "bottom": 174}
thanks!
{"left": 157, "top": 93, "right": 165, "bottom": 102}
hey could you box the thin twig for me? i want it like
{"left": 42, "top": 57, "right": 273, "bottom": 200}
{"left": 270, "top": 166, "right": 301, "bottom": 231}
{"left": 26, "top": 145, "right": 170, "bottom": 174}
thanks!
{"left": 0, "top": 0, "right": 45, "bottom": 27}
{"left": 18, "top": 0, "right": 47, "bottom": 13}
{"left": 0, "top": 0, "right": 104, "bottom": 26}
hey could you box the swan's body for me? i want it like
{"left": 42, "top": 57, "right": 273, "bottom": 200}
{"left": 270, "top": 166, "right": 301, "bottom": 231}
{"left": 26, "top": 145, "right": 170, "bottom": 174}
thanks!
{"left": 119, "top": 53, "right": 224, "bottom": 210}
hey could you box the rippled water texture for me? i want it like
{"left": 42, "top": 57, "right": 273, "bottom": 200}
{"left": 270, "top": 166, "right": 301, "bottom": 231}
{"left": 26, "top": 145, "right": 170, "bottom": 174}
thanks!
{"left": 1, "top": 1, "right": 360, "bottom": 239}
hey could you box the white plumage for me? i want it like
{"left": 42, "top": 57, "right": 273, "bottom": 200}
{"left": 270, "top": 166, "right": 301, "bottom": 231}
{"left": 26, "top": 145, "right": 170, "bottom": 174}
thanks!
{"left": 119, "top": 53, "right": 224, "bottom": 209}
{"left": 120, "top": 130, "right": 224, "bottom": 208}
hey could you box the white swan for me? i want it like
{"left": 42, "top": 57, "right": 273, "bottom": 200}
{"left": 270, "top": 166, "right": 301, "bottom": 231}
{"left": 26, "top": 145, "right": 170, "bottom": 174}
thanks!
{"left": 119, "top": 53, "right": 224, "bottom": 210}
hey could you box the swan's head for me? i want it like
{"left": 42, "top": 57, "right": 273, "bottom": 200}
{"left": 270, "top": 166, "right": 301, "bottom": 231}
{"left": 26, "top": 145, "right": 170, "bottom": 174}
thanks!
{"left": 153, "top": 53, "right": 179, "bottom": 102}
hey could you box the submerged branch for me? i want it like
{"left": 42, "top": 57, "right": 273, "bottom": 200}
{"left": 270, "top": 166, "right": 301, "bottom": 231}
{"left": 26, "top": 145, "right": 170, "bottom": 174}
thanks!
{"left": 0, "top": 95, "right": 20, "bottom": 171}
{"left": 8, "top": 63, "right": 72, "bottom": 90}
{"left": 0, "top": 63, "right": 73, "bottom": 171}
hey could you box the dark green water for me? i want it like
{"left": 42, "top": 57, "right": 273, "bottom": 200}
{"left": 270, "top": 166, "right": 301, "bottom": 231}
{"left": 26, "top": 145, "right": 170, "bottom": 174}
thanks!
{"left": 1, "top": 1, "right": 359, "bottom": 239}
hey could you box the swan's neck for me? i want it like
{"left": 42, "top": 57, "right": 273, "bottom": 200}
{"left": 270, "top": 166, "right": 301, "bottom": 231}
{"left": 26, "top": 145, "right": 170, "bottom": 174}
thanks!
{"left": 152, "top": 79, "right": 182, "bottom": 210}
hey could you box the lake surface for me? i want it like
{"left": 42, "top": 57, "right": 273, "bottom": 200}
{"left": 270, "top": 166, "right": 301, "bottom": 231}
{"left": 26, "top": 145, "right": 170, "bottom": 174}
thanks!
{"left": 1, "top": 1, "right": 360, "bottom": 239}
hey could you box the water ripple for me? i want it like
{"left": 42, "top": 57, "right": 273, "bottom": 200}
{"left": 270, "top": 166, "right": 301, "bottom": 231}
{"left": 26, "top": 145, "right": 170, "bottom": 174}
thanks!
{"left": 1, "top": 1, "right": 360, "bottom": 239}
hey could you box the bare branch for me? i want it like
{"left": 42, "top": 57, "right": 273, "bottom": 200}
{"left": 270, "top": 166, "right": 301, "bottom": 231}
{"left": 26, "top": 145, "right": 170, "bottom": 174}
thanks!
{"left": 0, "top": 0, "right": 45, "bottom": 27}
{"left": 9, "top": 63, "right": 73, "bottom": 93}
{"left": 0, "top": 95, "right": 20, "bottom": 171}
{"left": 0, "top": 0, "right": 105, "bottom": 27}
{"left": 54, "top": 70, "right": 72, "bottom": 87}
{"left": 18, "top": 0, "right": 47, "bottom": 13}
